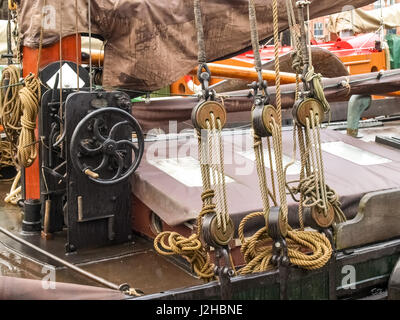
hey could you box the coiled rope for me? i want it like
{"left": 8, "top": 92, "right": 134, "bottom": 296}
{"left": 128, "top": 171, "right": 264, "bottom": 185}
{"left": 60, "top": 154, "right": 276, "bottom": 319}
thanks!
{"left": 17, "top": 73, "right": 41, "bottom": 167}
{"left": 0, "top": 66, "right": 41, "bottom": 168}
{"left": 0, "top": 65, "right": 23, "bottom": 154}
{"left": 154, "top": 188, "right": 216, "bottom": 282}
{"left": 239, "top": 211, "right": 332, "bottom": 274}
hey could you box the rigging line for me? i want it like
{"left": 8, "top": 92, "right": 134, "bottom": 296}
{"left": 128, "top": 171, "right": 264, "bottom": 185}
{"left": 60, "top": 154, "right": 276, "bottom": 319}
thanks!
{"left": 272, "top": 0, "right": 282, "bottom": 124}
{"left": 248, "top": 0, "right": 263, "bottom": 75}
{"left": 306, "top": 2, "right": 312, "bottom": 67}
{"left": 58, "top": 1, "right": 64, "bottom": 150}
{"left": 194, "top": 0, "right": 206, "bottom": 65}
{"left": 247, "top": 0, "right": 279, "bottom": 221}
{"left": 75, "top": 0, "right": 80, "bottom": 91}
{"left": 59, "top": 1, "right": 63, "bottom": 99}
{"left": 36, "top": 0, "right": 47, "bottom": 76}
{"left": 0, "top": 81, "right": 24, "bottom": 90}
{"left": 88, "top": 0, "right": 93, "bottom": 92}
{"left": 380, "top": 0, "right": 384, "bottom": 44}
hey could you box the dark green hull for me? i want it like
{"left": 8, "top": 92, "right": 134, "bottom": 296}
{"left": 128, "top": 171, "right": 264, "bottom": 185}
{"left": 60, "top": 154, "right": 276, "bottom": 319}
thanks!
{"left": 137, "top": 238, "right": 400, "bottom": 300}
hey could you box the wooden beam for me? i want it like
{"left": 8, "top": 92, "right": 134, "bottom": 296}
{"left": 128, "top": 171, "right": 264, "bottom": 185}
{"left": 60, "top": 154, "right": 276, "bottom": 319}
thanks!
{"left": 189, "top": 63, "right": 299, "bottom": 85}
{"left": 335, "top": 189, "right": 400, "bottom": 250}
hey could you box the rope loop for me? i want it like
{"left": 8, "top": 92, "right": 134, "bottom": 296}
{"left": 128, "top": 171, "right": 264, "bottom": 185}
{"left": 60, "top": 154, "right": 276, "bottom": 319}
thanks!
{"left": 154, "top": 231, "right": 216, "bottom": 281}
{"left": 239, "top": 0, "right": 336, "bottom": 277}
{"left": 238, "top": 211, "right": 332, "bottom": 275}
{"left": 154, "top": 2, "right": 232, "bottom": 279}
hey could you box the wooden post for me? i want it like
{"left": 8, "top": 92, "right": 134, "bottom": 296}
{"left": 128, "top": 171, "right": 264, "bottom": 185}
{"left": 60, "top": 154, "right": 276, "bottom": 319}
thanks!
{"left": 22, "top": 34, "right": 81, "bottom": 200}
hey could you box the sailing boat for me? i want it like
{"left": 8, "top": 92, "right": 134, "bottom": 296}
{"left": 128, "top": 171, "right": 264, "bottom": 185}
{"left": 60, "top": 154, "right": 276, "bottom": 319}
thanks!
{"left": 1, "top": 0, "right": 400, "bottom": 301}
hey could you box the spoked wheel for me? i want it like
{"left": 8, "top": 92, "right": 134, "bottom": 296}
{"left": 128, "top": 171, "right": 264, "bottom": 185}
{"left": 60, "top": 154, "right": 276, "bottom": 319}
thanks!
{"left": 70, "top": 107, "right": 144, "bottom": 185}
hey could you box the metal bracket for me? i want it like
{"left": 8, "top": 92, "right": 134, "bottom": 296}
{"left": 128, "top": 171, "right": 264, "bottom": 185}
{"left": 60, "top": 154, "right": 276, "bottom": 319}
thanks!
{"left": 267, "top": 207, "right": 290, "bottom": 300}
{"left": 347, "top": 95, "right": 372, "bottom": 137}
{"left": 214, "top": 247, "right": 234, "bottom": 300}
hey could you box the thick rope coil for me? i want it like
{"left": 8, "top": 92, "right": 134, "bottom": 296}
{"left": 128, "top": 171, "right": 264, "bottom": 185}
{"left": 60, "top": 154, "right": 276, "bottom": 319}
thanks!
{"left": 0, "top": 66, "right": 41, "bottom": 168}
{"left": 154, "top": 190, "right": 216, "bottom": 282}
{"left": 238, "top": 212, "right": 332, "bottom": 275}
{"left": 0, "top": 65, "right": 24, "bottom": 154}
{"left": 16, "top": 73, "right": 41, "bottom": 167}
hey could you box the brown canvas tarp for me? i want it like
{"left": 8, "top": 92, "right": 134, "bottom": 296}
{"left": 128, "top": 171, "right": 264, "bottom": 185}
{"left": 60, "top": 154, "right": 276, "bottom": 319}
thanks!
{"left": 19, "top": 0, "right": 375, "bottom": 91}
{"left": 132, "top": 129, "right": 400, "bottom": 229}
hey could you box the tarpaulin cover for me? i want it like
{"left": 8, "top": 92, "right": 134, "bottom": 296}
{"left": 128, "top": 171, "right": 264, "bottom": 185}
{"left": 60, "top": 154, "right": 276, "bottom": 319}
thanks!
{"left": 19, "top": 0, "right": 375, "bottom": 91}
{"left": 132, "top": 129, "right": 400, "bottom": 230}
{"left": 328, "top": 4, "right": 400, "bottom": 34}
{"left": 0, "top": 276, "right": 126, "bottom": 300}
{"left": 386, "top": 34, "right": 400, "bottom": 69}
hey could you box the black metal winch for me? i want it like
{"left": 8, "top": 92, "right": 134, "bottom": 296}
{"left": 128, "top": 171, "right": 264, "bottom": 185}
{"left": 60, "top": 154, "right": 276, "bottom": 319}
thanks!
{"left": 34, "top": 61, "right": 145, "bottom": 252}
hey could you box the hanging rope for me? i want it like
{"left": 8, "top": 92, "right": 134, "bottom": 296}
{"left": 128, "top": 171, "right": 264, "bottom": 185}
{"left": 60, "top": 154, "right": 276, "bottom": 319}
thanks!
{"left": 238, "top": 0, "right": 333, "bottom": 275}
{"left": 286, "top": 0, "right": 346, "bottom": 225}
{"left": 0, "top": 65, "right": 24, "bottom": 155}
{"left": 4, "top": 170, "right": 21, "bottom": 204}
{"left": 206, "top": 113, "right": 230, "bottom": 231}
{"left": 0, "top": 66, "right": 41, "bottom": 168}
{"left": 287, "top": 110, "right": 346, "bottom": 223}
{"left": 16, "top": 73, "right": 41, "bottom": 168}
{"left": 154, "top": 0, "right": 235, "bottom": 281}
{"left": 304, "top": 67, "right": 330, "bottom": 114}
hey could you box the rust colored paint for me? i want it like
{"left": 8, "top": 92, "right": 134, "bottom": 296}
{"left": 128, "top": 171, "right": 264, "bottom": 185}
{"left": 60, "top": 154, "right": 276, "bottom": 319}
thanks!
{"left": 22, "top": 35, "right": 81, "bottom": 200}
{"left": 131, "top": 195, "right": 193, "bottom": 239}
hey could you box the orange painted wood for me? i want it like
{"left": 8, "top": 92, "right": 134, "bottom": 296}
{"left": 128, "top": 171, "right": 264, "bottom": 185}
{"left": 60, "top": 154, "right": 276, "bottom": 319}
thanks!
{"left": 380, "top": 91, "right": 400, "bottom": 97}
{"left": 189, "top": 63, "right": 298, "bottom": 85}
{"left": 22, "top": 35, "right": 81, "bottom": 199}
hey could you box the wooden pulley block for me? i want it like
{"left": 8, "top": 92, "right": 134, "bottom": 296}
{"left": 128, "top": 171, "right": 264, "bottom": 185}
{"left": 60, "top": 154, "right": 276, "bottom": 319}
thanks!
{"left": 252, "top": 104, "right": 279, "bottom": 137}
{"left": 191, "top": 100, "right": 227, "bottom": 130}
{"left": 262, "top": 105, "right": 279, "bottom": 135}
{"left": 311, "top": 202, "right": 335, "bottom": 228}
{"left": 292, "top": 98, "right": 325, "bottom": 127}
{"left": 202, "top": 213, "right": 234, "bottom": 247}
